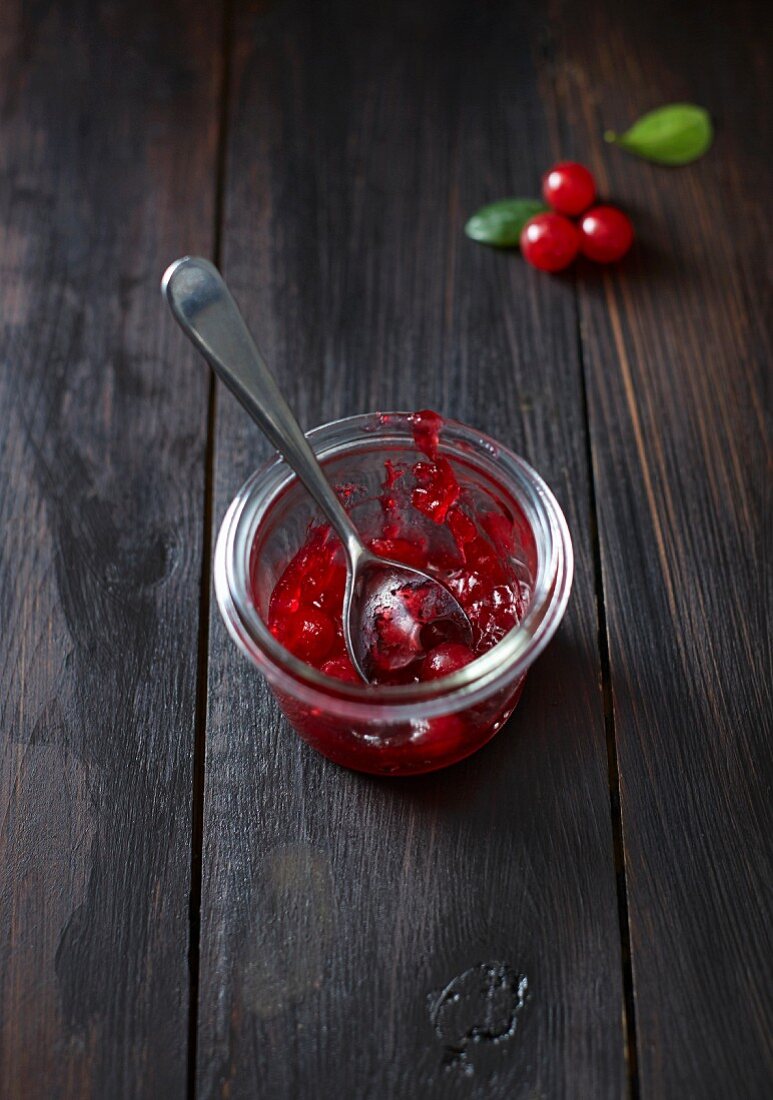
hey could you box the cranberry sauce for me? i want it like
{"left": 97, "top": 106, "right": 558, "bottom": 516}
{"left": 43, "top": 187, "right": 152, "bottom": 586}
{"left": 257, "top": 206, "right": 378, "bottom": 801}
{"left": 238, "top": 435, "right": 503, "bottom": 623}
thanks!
{"left": 264, "top": 411, "right": 529, "bottom": 686}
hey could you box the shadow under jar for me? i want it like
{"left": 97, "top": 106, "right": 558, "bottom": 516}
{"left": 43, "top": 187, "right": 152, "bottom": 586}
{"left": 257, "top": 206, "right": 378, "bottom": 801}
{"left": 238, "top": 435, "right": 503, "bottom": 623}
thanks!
{"left": 214, "top": 412, "right": 573, "bottom": 776}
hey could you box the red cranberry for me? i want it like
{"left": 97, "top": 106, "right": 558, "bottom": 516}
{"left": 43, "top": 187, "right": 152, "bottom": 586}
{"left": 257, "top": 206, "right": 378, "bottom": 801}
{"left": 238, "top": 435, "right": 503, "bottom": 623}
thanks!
{"left": 578, "top": 205, "right": 634, "bottom": 263}
{"left": 520, "top": 213, "right": 579, "bottom": 272}
{"left": 542, "top": 162, "right": 596, "bottom": 216}
{"left": 282, "top": 608, "right": 336, "bottom": 664}
{"left": 422, "top": 642, "right": 476, "bottom": 680}
{"left": 425, "top": 714, "right": 466, "bottom": 754}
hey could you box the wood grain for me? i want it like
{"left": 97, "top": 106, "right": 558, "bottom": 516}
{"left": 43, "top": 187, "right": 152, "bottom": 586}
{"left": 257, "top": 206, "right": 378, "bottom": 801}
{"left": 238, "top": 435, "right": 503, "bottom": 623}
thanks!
{"left": 0, "top": 1, "right": 220, "bottom": 1094}
{"left": 197, "top": 2, "right": 626, "bottom": 1096}
{"left": 3, "top": 1, "right": 766, "bottom": 1096}
{"left": 552, "top": 0, "right": 773, "bottom": 1094}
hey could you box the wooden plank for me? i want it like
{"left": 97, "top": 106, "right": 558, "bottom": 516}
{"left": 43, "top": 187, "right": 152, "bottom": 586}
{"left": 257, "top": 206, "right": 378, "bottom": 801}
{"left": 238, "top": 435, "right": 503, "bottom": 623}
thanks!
{"left": 197, "top": 2, "right": 626, "bottom": 1096}
{"left": 0, "top": 2, "right": 220, "bottom": 1095}
{"left": 554, "top": 1, "right": 772, "bottom": 1094}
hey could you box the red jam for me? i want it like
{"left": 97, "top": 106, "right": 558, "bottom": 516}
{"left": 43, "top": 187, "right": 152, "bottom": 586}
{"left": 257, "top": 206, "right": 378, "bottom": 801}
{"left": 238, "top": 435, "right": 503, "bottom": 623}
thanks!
{"left": 267, "top": 411, "right": 527, "bottom": 686}
{"left": 252, "top": 411, "right": 536, "bottom": 774}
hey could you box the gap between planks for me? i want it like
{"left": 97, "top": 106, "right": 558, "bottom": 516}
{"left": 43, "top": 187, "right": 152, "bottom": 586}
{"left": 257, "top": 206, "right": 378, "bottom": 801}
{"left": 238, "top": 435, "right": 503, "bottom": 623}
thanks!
{"left": 187, "top": 1, "right": 234, "bottom": 1096}
{"left": 572, "top": 283, "right": 641, "bottom": 1100}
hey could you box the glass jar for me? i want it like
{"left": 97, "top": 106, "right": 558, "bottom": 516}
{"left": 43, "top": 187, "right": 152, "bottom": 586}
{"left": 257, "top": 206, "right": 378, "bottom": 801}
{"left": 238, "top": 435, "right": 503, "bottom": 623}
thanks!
{"left": 214, "top": 413, "right": 573, "bottom": 775}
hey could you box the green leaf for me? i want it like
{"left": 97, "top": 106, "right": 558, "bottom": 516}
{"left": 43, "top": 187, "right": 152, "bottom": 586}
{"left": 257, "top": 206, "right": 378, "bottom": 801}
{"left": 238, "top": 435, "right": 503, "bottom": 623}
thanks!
{"left": 604, "top": 103, "right": 713, "bottom": 165}
{"left": 465, "top": 198, "right": 547, "bottom": 247}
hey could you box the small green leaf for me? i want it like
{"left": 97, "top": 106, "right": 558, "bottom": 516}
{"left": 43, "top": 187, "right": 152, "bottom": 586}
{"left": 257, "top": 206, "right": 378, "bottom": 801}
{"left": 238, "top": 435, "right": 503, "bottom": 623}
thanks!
{"left": 465, "top": 198, "right": 547, "bottom": 247}
{"left": 605, "top": 103, "right": 713, "bottom": 165}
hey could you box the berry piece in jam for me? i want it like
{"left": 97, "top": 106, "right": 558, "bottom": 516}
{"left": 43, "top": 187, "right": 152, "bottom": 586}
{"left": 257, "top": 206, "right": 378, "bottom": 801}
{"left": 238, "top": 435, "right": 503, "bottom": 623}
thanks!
{"left": 411, "top": 458, "right": 460, "bottom": 524}
{"left": 421, "top": 642, "right": 476, "bottom": 680}
{"left": 409, "top": 409, "right": 444, "bottom": 459}
{"left": 320, "top": 655, "right": 361, "bottom": 683}
{"left": 272, "top": 606, "right": 336, "bottom": 665}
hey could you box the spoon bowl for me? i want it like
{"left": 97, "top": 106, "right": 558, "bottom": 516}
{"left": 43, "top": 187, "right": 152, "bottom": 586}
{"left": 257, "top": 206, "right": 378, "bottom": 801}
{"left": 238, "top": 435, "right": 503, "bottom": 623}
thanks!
{"left": 345, "top": 549, "right": 473, "bottom": 681}
{"left": 162, "top": 256, "right": 472, "bottom": 683}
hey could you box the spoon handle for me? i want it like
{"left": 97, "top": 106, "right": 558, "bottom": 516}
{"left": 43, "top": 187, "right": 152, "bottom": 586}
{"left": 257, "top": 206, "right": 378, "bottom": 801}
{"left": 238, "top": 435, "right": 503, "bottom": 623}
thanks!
{"left": 162, "top": 256, "right": 364, "bottom": 562}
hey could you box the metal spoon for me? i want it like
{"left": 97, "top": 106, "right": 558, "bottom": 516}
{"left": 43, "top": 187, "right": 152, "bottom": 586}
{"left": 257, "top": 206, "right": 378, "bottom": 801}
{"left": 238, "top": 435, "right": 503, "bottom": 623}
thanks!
{"left": 162, "top": 257, "right": 472, "bottom": 683}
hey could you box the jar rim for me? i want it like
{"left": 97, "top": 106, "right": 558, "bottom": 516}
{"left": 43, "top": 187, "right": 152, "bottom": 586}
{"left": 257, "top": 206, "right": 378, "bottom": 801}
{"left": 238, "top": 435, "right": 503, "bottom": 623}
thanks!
{"left": 214, "top": 412, "right": 573, "bottom": 720}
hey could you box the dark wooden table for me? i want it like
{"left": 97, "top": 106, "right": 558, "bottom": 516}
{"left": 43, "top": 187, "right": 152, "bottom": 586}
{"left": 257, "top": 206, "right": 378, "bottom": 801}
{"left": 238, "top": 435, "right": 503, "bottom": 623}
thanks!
{"left": 1, "top": 1, "right": 770, "bottom": 1097}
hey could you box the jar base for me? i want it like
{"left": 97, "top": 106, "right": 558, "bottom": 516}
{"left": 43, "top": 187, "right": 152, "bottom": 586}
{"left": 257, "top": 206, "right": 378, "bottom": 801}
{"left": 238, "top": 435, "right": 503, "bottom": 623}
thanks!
{"left": 276, "top": 677, "right": 526, "bottom": 776}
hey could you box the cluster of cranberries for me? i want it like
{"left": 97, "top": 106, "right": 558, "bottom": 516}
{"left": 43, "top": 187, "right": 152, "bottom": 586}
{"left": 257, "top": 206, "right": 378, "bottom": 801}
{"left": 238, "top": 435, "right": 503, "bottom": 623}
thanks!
{"left": 521, "top": 163, "right": 634, "bottom": 273}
